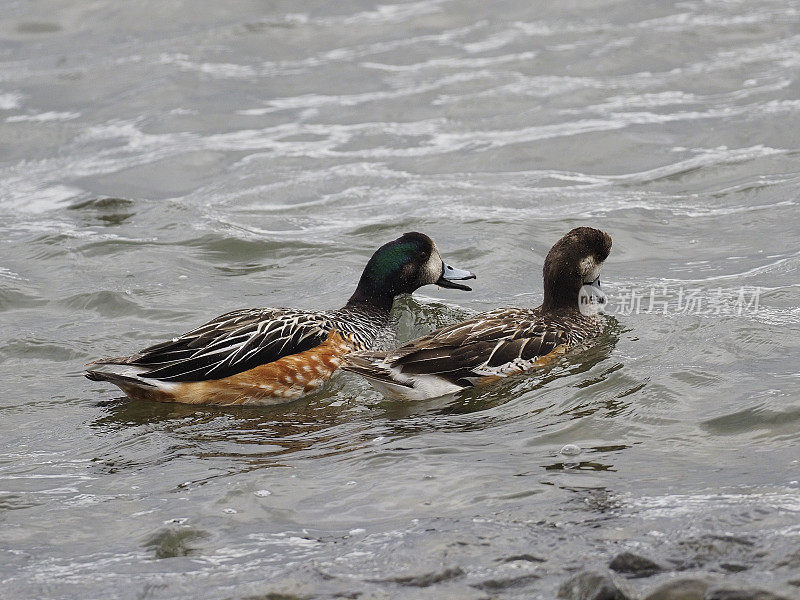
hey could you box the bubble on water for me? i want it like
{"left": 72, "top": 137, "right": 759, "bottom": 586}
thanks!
{"left": 254, "top": 489, "right": 272, "bottom": 497}
{"left": 222, "top": 508, "right": 237, "bottom": 514}
{"left": 560, "top": 444, "right": 582, "bottom": 456}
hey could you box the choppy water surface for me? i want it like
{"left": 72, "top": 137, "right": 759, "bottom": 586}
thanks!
{"left": 2, "top": 1, "right": 800, "bottom": 598}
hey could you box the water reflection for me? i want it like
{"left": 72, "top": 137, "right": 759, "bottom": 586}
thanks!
{"left": 88, "top": 379, "right": 371, "bottom": 484}
{"left": 86, "top": 315, "right": 624, "bottom": 489}
{"left": 543, "top": 460, "right": 616, "bottom": 472}
{"left": 391, "top": 294, "right": 477, "bottom": 342}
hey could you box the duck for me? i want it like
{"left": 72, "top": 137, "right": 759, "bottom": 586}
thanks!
{"left": 85, "top": 232, "right": 475, "bottom": 405}
{"left": 342, "top": 227, "right": 612, "bottom": 401}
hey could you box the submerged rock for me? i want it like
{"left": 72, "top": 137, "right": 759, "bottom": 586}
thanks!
{"left": 609, "top": 551, "right": 663, "bottom": 578}
{"left": 142, "top": 526, "right": 208, "bottom": 559}
{"left": 557, "top": 570, "right": 629, "bottom": 600}
{"left": 644, "top": 577, "right": 711, "bottom": 600}
{"left": 675, "top": 534, "right": 754, "bottom": 569}
{"left": 705, "top": 588, "right": 793, "bottom": 600}
{"left": 719, "top": 563, "right": 748, "bottom": 573}
{"left": 382, "top": 567, "right": 464, "bottom": 587}
{"left": 774, "top": 548, "right": 800, "bottom": 570}
{"left": 470, "top": 573, "right": 540, "bottom": 591}
{"left": 496, "top": 553, "right": 546, "bottom": 563}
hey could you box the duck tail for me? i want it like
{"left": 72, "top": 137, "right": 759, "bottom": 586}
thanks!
{"left": 342, "top": 352, "right": 414, "bottom": 389}
{"left": 84, "top": 360, "right": 158, "bottom": 388}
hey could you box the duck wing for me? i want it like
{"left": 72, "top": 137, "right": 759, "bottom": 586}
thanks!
{"left": 347, "top": 308, "right": 569, "bottom": 387}
{"left": 101, "top": 308, "right": 333, "bottom": 382}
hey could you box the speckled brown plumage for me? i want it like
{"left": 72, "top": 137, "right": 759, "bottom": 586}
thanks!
{"left": 85, "top": 232, "right": 475, "bottom": 405}
{"left": 342, "top": 227, "right": 612, "bottom": 400}
{"left": 117, "top": 330, "right": 355, "bottom": 405}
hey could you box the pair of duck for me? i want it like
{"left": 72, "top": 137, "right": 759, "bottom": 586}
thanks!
{"left": 87, "top": 227, "right": 612, "bottom": 404}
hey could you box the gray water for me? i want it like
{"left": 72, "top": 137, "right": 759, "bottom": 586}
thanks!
{"left": 2, "top": 1, "right": 800, "bottom": 598}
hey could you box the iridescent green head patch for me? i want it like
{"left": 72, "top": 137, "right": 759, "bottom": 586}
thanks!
{"left": 368, "top": 241, "right": 418, "bottom": 281}
{"left": 347, "top": 232, "right": 441, "bottom": 308}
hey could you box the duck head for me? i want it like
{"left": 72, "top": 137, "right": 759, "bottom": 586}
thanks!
{"left": 348, "top": 232, "right": 475, "bottom": 310}
{"left": 541, "top": 227, "right": 612, "bottom": 312}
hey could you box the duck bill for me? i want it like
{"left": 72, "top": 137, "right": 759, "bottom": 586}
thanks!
{"left": 436, "top": 261, "right": 476, "bottom": 291}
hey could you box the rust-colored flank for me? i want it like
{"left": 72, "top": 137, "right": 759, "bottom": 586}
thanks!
{"left": 120, "top": 330, "right": 355, "bottom": 406}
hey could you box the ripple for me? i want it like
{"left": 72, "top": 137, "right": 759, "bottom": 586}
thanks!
{"left": 0, "top": 92, "right": 23, "bottom": 110}
{"left": 0, "top": 337, "right": 85, "bottom": 363}
{"left": 361, "top": 50, "right": 539, "bottom": 72}
{"left": 6, "top": 111, "right": 79, "bottom": 122}
{"left": 702, "top": 404, "right": 800, "bottom": 438}
{"left": 59, "top": 290, "right": 188, "bottom": 321}
{"left": 1, "top": 0, "right": 799, "bottom": 597}
{"left": 624, "top": 489, "right": 800, "bottom": 519}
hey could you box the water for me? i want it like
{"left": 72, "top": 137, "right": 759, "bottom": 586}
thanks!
{"left": 1, "top": 1, "right": 799, "bottom": 598}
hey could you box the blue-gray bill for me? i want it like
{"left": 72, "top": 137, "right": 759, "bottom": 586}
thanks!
{"left": 436, "top": 262, "right": 476, "bottom": 291}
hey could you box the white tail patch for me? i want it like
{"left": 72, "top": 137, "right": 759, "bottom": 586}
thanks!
{"left": 357, "top": 367, "right": 464, "bottom": 401}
